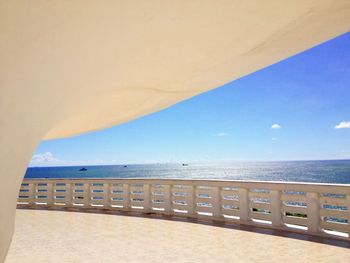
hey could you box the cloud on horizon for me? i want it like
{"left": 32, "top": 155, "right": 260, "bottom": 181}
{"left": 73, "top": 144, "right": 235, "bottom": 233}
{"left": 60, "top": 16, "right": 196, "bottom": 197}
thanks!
{"left": 271, "top": 124, "right": 281, "bottom": 129}
{"left": 29, "top": 152, "right": 110, "bottom": 167}
{"left": 29, "top": 152, "right": 66, "bottom": 167}
{"left": 31, "top": 152, "right": 58, "bottom": 163}
{"left": 334, "top": 121, "right": 350, "bottom": 129}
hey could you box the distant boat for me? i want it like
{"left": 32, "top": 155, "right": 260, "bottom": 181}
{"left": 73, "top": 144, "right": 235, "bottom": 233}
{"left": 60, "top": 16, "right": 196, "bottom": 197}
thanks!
{"left": 182, "top": 163, "right": 188, "bottom": 166}
{"left": 79, "top": 168, "right": 87, "bottom": 171}
{"left": 123, "top": 165, "right": 128, "bottom": 168}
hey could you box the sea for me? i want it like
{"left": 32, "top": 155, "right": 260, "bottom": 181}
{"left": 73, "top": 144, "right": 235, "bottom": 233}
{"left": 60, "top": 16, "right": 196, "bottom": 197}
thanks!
{"left": 25, "top": 160, "right": 350, "bottom": 184}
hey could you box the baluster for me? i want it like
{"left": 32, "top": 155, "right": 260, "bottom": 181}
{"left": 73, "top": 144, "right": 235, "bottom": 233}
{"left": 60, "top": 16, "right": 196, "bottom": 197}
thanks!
{"left": 47, "top": 182, "right": 53, "bottom": 205}
{"left": 163, "top": 184, "right": 172, "bottom": 215}
{"left": 143, "top": 184, "right": 151, "bottom": 213}
{"left": 212, "top": 186, "right": 221, "bottom": 219}
{"left": 104, "top": 183, "right": 110, "bottom": 208}
{"left": 270, "top": 190, "right": 282, "bottom": 226}
{"left": 122, "top": 183, "right": 130, "bottom": 211}
{"left": 28, "top": 183, "right": 35, "bottom": 205}
{"left": 84, "top": 183, "right": 91, "bottom": 207}
{"left": 66, "top": 182, "right": 72, "bottom": 207}
{"left": 239, "top": 188, "right": 249, "bottom": 221}
{"left": 306, "top": 192, "right": 320, "bottom": 233}
{"left": 347, "top": 194, "right": 350, "bottom": 236}
{"left": 187, "top": 185, "right": 196, "bottom": 218}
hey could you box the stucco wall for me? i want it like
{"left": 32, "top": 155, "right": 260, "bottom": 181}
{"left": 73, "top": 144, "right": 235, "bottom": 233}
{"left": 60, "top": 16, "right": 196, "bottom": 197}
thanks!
{"left": 1, "top": 1, "right": 350, "bottom": 261}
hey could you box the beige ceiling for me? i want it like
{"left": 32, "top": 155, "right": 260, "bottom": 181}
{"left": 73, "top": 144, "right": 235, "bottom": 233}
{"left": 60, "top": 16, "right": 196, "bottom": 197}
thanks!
{"left": 1, "top": 1, "right": 350, "bottom": 140}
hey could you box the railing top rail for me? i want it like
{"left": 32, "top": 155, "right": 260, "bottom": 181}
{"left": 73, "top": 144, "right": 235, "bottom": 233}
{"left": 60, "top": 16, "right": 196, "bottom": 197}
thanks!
{"left": 22, "top": 178, "right": 350, "bottom": 193}
{"left": 22, "top": 177, "right": 350, "bottom": 185}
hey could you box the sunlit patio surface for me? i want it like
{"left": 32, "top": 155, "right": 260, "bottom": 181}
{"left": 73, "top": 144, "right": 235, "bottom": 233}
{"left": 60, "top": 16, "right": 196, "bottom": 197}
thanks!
{"left": 6, "top": 209, "right": 350, "bottom": 263}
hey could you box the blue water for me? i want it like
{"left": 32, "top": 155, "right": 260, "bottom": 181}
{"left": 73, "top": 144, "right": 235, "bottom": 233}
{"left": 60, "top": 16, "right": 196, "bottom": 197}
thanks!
{"left": 25, "top": 160, "right": 350, "bottom": 184}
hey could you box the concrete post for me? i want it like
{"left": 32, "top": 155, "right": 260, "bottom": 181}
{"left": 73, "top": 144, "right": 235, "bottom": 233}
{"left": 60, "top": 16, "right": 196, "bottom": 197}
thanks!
{"left": 122, "top": 184, "right": 130, "bottom": 211}
{"left": 270, "top": 190, "right": 282, "bottom": 226}
{"left": 28, "top": 183, "right": 35, "bottom": 205}
{"left": 187, "top": 185, "right": 196, "bottom": 218}
{"left": 163, "top": 184, "right": 173, "bottom": 216}
{"left": 104, "top": 183, "right": 110, "bottom": 208}
{"left": 212, "top": 186, "right": 221, "bottom": 219}
{"left": 307, "top": 192, "right": 320, "bottom": 233}
{"left": 347, "top": 195, "right": 350, "bottom": 236}
{"left": 143, "top": 184, "right": 151, "bottom": 213}
{"left": 46, "top": 183, "right": 53, "bottom": 205}
{"left": 239, "top": 188, "right": 250, "bottom": 221}
{"left": 84, "top": 183, "right": 91, "bottom": 207}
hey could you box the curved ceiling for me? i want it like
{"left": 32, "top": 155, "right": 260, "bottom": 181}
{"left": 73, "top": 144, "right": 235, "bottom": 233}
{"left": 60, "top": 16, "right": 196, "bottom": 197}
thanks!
{"left": 1, "top": 1, "right": 350, "bottom": 139}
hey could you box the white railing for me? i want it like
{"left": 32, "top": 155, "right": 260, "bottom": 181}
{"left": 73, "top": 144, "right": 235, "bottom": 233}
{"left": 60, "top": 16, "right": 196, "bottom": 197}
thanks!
{"left": 17, "top": 178, "right": 350, "bottom": 239}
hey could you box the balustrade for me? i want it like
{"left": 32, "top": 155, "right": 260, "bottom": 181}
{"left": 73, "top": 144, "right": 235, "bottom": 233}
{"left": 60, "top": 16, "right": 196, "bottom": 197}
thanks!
{"left": 17, "top": 179, "right": 350, "bottom": 239}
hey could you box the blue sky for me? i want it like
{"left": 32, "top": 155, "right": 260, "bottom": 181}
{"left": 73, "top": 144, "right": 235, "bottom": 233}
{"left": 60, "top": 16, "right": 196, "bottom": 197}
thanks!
{"left": 31, "top": 32, "right": 350, "bottom": 166}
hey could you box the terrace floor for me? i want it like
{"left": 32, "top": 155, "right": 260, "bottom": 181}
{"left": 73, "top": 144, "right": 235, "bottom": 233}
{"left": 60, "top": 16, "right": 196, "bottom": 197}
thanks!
{"left": 6, "top": 209, "right": 350, "bottom": 263}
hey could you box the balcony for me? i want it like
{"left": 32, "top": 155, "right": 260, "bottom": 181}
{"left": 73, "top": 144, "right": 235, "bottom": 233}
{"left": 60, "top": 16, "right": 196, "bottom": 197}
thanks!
{"left": 6, "top": 178, "right": 350, "bottom": 262}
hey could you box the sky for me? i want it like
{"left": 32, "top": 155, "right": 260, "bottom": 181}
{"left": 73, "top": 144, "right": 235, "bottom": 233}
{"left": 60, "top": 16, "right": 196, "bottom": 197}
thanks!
{"left": 30, "top": 32, "right": 350, "bottom": 166}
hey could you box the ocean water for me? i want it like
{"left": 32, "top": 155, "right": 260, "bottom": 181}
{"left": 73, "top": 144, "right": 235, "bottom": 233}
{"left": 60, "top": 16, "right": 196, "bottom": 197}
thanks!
{"left": 25, "top": 160, "right": 350, "bottom": 184}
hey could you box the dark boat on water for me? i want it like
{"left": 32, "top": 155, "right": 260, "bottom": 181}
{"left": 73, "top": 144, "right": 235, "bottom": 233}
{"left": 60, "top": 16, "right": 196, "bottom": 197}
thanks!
{"left": 182, "top": 163, "right": 188, "bottom": 166}
{"left": 79, "top": 168, "right": 87, "bottom": 171}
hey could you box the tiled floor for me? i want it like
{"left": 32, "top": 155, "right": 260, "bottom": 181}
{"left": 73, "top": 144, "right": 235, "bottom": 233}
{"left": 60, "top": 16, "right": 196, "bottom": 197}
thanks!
{"left": 5, "top": 209, "right": 350, "bottom": 263}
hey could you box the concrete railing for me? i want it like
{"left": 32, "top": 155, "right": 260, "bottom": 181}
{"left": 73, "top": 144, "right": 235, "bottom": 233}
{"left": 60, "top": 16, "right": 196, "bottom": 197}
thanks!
{"left": 18, "top": 178, "right": 350, "bottom": 239}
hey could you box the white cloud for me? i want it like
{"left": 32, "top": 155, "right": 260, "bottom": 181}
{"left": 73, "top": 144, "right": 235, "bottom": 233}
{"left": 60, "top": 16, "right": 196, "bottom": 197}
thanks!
{"left": 334, "top": 121, "right": 350, "bottom": 129}
{"left": 31, "top": 152, "right": 58, "bottom": 163}
{"left": 29, "top": 152, "right": 64, "bottom": 166}
{"left": 214, "top": 132, "right": 229, "bottom": 137}
{"left": 271, "top": 124, "right": 281, "bottom": 129}
{"left": 271, "top": 137, "right": 277, "bottom": 141}
{"left": 29, "top": 153, "right": 110, "bottom": 167}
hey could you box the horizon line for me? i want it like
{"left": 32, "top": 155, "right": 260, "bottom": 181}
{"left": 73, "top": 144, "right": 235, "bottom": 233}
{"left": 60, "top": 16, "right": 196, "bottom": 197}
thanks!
{"left": 28, "top": 158, "right": 350, "bottom": 168}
